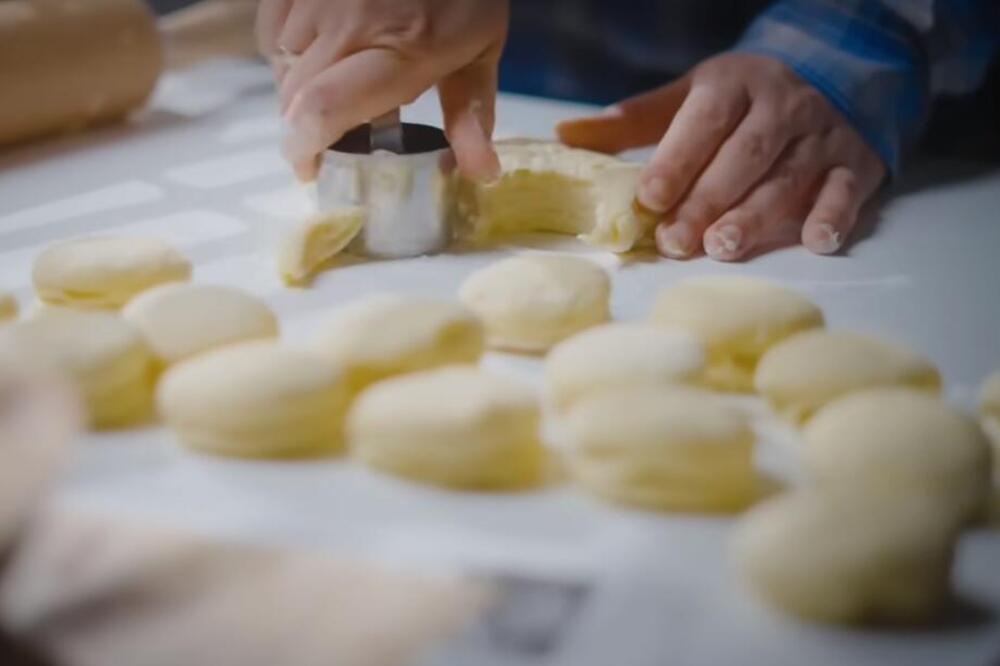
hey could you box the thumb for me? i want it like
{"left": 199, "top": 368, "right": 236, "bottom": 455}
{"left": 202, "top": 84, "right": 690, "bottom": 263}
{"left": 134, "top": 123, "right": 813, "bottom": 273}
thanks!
{"left": 438, "top": 58, "right": 501, "bottom": 183}
{"left": 557, "top": 76, "right": 691, "bottom": 154}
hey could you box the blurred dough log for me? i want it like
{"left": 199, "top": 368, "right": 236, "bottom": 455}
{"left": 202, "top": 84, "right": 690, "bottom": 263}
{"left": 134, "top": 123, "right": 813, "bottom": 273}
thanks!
{"left": 0, "top": 0, "right": 163, "bottom": 147}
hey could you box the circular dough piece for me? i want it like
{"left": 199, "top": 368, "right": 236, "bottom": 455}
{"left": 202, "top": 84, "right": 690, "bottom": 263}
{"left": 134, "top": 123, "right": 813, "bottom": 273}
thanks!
{"left": 313, "top": 294, "right": 485, "bottom": 394}
{"left": 348, "top": 367, "right": 544, "bottom": 490}
{"left": 650, "top": 276, "right": 823, "bottom": 392}
{"left": 33, "top": 236, "right": 192, "bottom": 309}
{"left": 158, "top": 342, "right": 350, "bottom": 459}
{"left": 803, "top": 388, "right": 991, "bottom": 523}
{"left": 755, "top": 330, "right": 941, "bottom": 424}
{"left": 123, "top": 283, "right": 279, "bottom": 366}
{"left": 544, "top": 323, "right": 705, "bottom": 412}
{"left": 0, "top": 308, "right": 155, "bottom": 429}
{"left": 565, "top": 386, "right": 759, "bottom": 512}
{"left": 458, "top": 254, "right": 611, "bottom": 353}
{"left": 980, "top": 372, "right": 1000, "bottom": 477}
{"left": 0, "top": 291, "right": 17, "bottom": 324}
{"left": 733, "top": 489, "right": 958, "bottom": 624}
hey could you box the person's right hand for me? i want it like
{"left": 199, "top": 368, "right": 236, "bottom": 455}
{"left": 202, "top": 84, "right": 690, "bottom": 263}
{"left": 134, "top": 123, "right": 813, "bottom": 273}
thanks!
{"left": 257, "top": 0, "right": 508, "bottom": 182}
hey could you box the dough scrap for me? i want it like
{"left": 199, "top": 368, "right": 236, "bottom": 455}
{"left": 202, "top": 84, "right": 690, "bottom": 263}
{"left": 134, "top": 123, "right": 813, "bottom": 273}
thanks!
{"left": 123, "top": 283, "right": 279, "bottom": 366}
{"left": 565, "top": 386, "right": 760, "bottom": 512}
{"left": 312, "top": 294, "right": 484, "bottom": 394}
{"left": 158, "top": 342, "right": 350, "bottom": 459}
{"left": 650, "top": 276, "right": 823, "bottom": 392}
{"left": 803, "top": 388, "right": 992, "bottom": 523}
{"left": 348, "top": 367, "right": 545, "bottom": 490}
{"left": 0, "top": 308, "right": 155, "bottom": 429}
{"left": 544, "top": 322, "right": 705, "bottom": 412}
{"left": 0, "top": 291, "right": 17, "bottom": 324}
{"left": 459, "top": 254, "right": 611, "bottom": 353}
{"left": 33, "top": 236, "right": 192, "bottom": 309}
{"left": 278, "top": 207, "right": 365, "bottom": 286}
{"left": 980, "top": 371, "right": 1000, "bottom": 477}
{"left": 755, "top": 329, "right": 940, "bottom": 423}
{"left": 733, "top": 489, "right": 958, "bottom": 625}
{"left": 456, "top": 140, "right": 655, "bottom": 252}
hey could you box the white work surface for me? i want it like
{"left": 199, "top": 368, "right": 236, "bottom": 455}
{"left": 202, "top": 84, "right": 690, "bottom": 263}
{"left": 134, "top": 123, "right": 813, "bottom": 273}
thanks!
{"left": 2, "top": 61, "right": 999, "bottom": 666}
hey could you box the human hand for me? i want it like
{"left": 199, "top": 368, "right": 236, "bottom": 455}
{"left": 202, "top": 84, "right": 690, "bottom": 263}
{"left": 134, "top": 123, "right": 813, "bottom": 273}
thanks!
{"left": 256, "top": 0, "right": 509, "bottom": 182}
{"left": 558, "top": 53, "right": 886, "bottom": 260}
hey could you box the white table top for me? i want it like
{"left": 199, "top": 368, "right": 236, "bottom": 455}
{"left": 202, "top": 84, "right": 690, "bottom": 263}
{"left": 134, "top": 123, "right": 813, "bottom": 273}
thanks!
{"left": 1, "top": 60, "right": 999, "bottom": 666}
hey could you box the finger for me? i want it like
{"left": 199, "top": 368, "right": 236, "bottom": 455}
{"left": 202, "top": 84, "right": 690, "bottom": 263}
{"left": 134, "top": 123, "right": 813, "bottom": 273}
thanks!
{"left": 284, "top": 49, "right": 432, "bottom": 181}
{"left": 279, "top": 34, "right": 345, "bottom": 113}
{"left": 438, "top": 57, "right": 502, "bottom": 182}
{"left": 556, "top": 77, "right": 691, "bottom": 154}
{"left": 277, "top": 2, "right": 318, "bottom": 56}
{"left": 256, "top": 0, "right": 292, "bottom": 55}
{"left": 695, "top": 136, "right": 829, "bottom": 261}
{"left": 639, "top": 84, "right": 749, "bottom": 214}
{"left": 800, "top": 166, "right": 868, "bottom": 254}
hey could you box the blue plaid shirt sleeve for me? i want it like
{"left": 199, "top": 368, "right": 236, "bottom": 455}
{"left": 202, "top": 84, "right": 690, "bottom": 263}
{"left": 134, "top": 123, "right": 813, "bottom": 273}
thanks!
{"left": 735, "top": 0, "right": 1000, "bottom": 175}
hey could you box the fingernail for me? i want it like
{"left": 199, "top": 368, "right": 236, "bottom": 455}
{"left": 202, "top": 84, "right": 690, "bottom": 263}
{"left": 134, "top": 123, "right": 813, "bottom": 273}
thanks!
{"left": 705, "top": 225, "right": 743, "bottom": 260}
{"left": 639, "top": 176, "right": 671, "bottom": 213}
{"left": 811, "top": 223, "right": 842, "bottom": 254}
{"left": 657, "top": 223, "right": 694, "bottom": 259}
{"left": 600, "top": 104, "right": 625, "bottom": 117}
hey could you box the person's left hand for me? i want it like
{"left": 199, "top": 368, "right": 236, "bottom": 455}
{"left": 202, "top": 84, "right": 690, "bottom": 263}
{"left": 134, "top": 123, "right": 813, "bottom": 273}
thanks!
{"left": 557, "top": 53, "right": 886, "bottom": 260}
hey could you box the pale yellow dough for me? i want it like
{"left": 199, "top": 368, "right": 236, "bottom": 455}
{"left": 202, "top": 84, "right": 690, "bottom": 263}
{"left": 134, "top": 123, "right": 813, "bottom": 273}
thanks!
{"left": 456, "top": 139, "right": 655, "bottom": 252}
{"left": 803, "top": 388, "right": 992, "bottom": 523}
{"left": 564, "top": 386, "right": 759, "bottom": 512}
{"left": 157, "top": 342, "right": 350, "bottom": 459}
{"left": 347, "top": 367, "right": 545, "bottom": 490}
{"left": 123, "top": 283, "right": 279, "bottom": 366}
{"left": 33, "top": 236, "right": 192, "bottom": 309}
{"left": 459, "top": 254, "right": 611, "bottom": 353}
{"left": 651, "top": 276, "right": 823, "bottom": 392}
{"left": 313, "top": 294, "right": 484, "bottom": 394}
{"left": 544, "top": 323, "right": 705, "bottom": 412}
{"left": 734, "top": 489, "right": 958, "bottom": 625}
{"left": 0, "top": 291, "right": 17, "bottom": 324}
{"left": 278, "top": 207, "right": 365, "bottom": 286}
{"left": 980, "top": 372, "right": 1000, "bottom": 477}
{"left": 0, "top": 308, "right": 155, "bottom": 429}
{"left": 755, "top": 329, "right": 940, "bottom": 423}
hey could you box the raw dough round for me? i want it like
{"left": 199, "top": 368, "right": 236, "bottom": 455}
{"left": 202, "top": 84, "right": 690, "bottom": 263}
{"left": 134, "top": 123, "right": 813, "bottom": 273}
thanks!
{"left": 313, "top": 294, "right": 485, "bottom": 394}
{"left": 803, "top": 389, "right": 992, "bottom": 523}
{"left": 755, "top": 330, "right": 940, "bottom": 424}
{"left": 123, "top": 283, "right": 279, "bottom": 366}
{"left": 0, "top": 308, "right": 155, "bottom": 429}
{"left": 0, "top": 291, "right": 16, "bottom": 324}
{"left": 650, "top": 276, "right": 823, "bottom": 392}
{"left": 980, "top": 372, "right": 1000, "bottom": 477}
{"left": 347, "top": 367, "right": 545, "bottom": 490}
{"left": 158, "top": 342, "right": 350, "bottom": 459}
{"left": 544, "top": 323, "right": 705, "bottom": 412}
{"left": 33, "top": 236, "right": 192, "bottom": 309}
{"left": 733, "top": 489, "right": 958, "bottom": 624}
{"left": 564, "top": 386, "right": 759, "bottom": 512}
{"left": 458, "top": 254, "right": 611, "bottom": 353}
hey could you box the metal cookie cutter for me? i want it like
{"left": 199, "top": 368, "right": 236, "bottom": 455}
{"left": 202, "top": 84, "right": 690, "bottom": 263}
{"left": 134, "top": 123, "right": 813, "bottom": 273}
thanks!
{"left": 317, "top": 111, "right": 456, "bottom": 258}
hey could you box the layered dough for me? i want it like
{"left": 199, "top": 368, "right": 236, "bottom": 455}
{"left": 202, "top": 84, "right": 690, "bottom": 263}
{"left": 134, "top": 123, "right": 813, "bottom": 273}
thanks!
{"left": 651, "top": 276, "right": 824, "bottom": 392}
{"left": 456, "top": 140, "right": 655, "bottom": 252}
{"left": 278, "top": 207, "right": 365, "bottom": 286}
{"left": 564, "top": 386, "right": 759, "bottom": 512}
{"left": 0, "top": 308, "right": 155, "bottom": 429}
{"left": 348, "top": 367, "right": 545, "bottom": 490}
{"left": 123, "top": 283, "right": 279, "bottom": 366}
{"left": 313, "top": 294, "right": 484, "bottom": 394}
{"left": 980, "top": 371, "right": 1000, "bottom": 477}
{"left": 459, "top": 254, "right": 611, "bottom": 353}
{"left": 157, "top": 342, "right": 350, "bottom": 458}
{"left": 734, "top": 489, "right": 959, "bottom": 624}
{"left": 0, "top": 290, "right": 16, "bottom": 323}
{"left": 803, "top": 388, "right": 992, "bottom": 523}
{"left": 544, "top": 323, "right": 705, "bottom": 412}
{"left": 33, "top": 236, "right": 192, "bottom": 308}
{"left": 755, "top": 330, "right": 941, "bottom": 423}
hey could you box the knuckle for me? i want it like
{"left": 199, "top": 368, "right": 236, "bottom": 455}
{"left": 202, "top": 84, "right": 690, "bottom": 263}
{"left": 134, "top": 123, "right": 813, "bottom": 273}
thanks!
{"left": 735, "top": 129, "right": 773, "bottom": 164}
{"left": 784, "top": 88, "right": 827, "bottom": 126}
